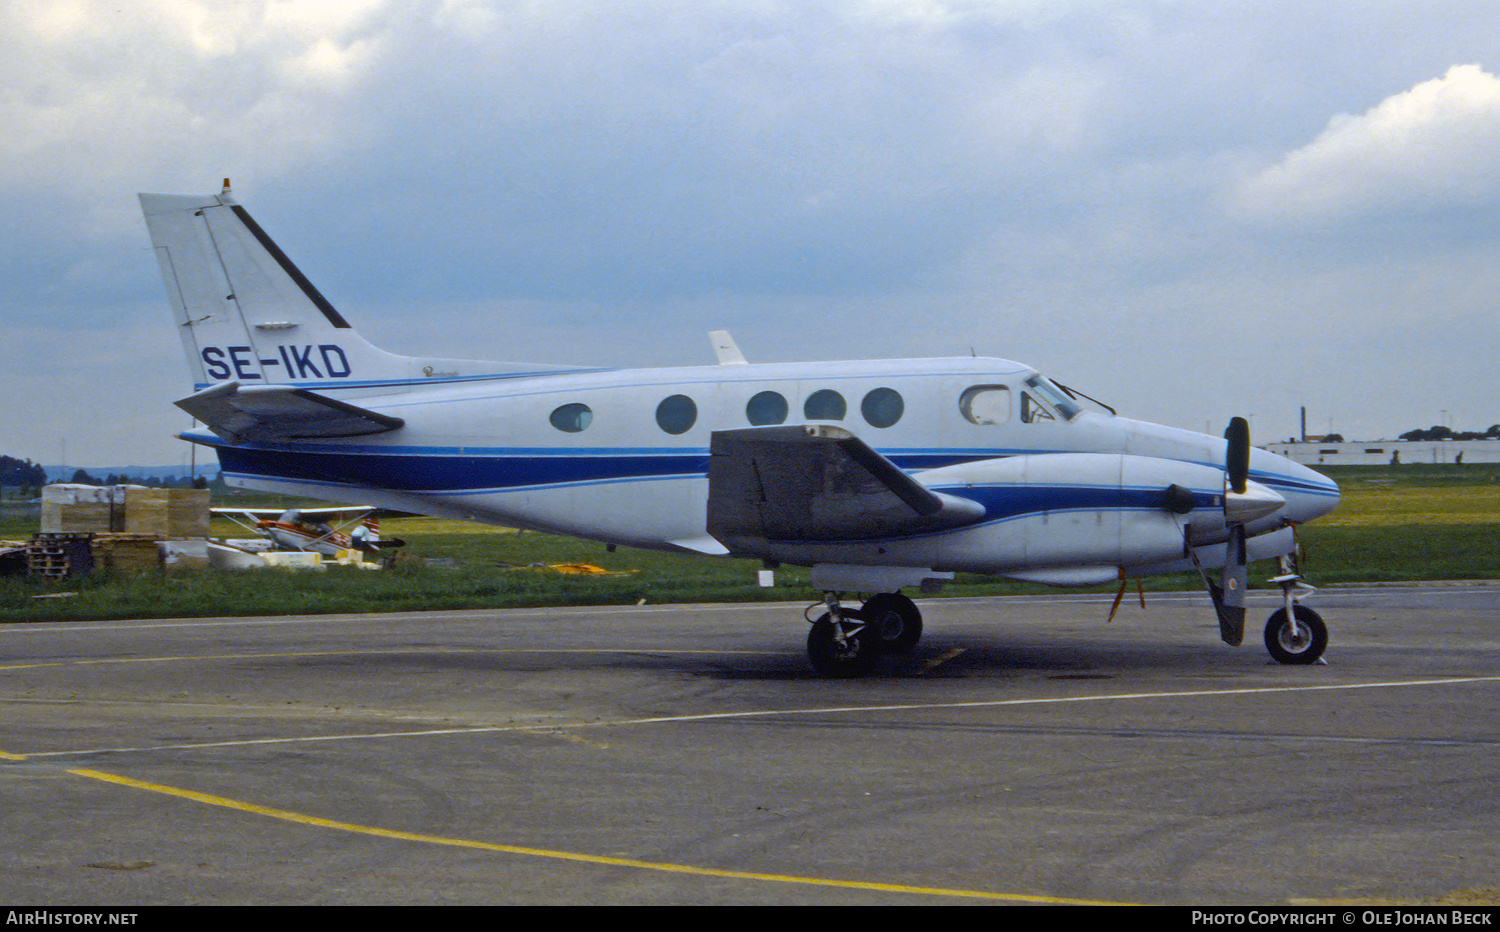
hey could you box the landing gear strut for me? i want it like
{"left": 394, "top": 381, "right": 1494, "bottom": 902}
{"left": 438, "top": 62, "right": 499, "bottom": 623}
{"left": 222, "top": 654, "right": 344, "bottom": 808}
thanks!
{"left": 1265, "top": 554, "right": 1328, "bottom": 665}
{"left": 805, "top": 591, "right": 924, "bottom": 677}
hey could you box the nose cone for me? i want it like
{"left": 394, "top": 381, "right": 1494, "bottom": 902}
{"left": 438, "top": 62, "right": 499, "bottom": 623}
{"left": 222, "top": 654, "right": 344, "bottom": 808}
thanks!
{"left": 1274, "top": 457, "right": 1341, "bottom": 524}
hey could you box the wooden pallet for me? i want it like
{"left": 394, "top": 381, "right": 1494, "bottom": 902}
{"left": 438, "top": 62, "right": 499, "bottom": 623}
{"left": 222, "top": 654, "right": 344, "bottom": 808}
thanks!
{"left": 27, "top": 533, "right": 96, "bottom": 578}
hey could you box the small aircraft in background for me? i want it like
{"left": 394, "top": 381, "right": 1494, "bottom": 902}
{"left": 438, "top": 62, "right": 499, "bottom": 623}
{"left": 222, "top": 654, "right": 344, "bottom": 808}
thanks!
{"left": 211, "top": 506, "right": 400, "bottom": 558}
{"left": 141, "top": 182, "right": 1340, "bottom": 675}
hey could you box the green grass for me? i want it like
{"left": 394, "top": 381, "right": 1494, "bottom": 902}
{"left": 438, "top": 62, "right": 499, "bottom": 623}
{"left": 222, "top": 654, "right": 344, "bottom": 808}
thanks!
{"left": 2, "top": 463, "right": 1496, "bottom": 622}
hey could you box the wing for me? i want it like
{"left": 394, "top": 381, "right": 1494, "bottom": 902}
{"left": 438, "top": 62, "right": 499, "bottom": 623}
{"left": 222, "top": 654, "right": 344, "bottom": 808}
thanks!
{"left": 706, "top": 425, "right": 984, "bottom": 549}
{"left": 176, "top": 381, "right": 404, "bottom": 444}
{"left": 209, "top": 506, "right": 377, "bottom": 519}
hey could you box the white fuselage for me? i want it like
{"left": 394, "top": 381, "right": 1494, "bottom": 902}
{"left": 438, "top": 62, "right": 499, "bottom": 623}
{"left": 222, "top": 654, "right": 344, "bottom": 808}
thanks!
{"left": 190, "top": 355, "right": 1339, "bottom": 583}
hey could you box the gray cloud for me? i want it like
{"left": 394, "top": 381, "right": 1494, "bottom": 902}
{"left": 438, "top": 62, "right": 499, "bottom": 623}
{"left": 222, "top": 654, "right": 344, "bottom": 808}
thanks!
{"left": 4, "top": 0, "right": 1500, "bottom": 464}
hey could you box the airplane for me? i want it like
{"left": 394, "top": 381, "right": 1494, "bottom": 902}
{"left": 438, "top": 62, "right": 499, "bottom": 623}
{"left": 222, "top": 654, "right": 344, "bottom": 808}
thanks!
{"left": 210, "top": 505, "right": 397, "bottom": 558}
{"left": 139, "top": 180, "right": 1341, "bottom": 676}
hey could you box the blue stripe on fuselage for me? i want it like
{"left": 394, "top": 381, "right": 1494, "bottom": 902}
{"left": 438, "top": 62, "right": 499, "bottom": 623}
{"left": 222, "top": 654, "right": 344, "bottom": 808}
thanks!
{"left": 204, "top": 436, "right": 1328, "bottom": 512}
{"left": 929, "top": 483, "right": 1218, "bottom": 522}
{"left": 211, "top": 443, "right": 1218, "bottom": 518}
{"left": 211, "top": 443, "right": 993, "bottom": 494}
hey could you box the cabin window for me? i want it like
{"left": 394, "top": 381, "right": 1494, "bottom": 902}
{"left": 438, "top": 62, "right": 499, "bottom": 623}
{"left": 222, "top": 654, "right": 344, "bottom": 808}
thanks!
{"left": 746, "top": 390, "right": 789, "bottom": 425}
{"left": 549, "top": 402, "right": 593, "bottom": 433}
{"left": 655, "top": 394, "right": 697, "bottom": 435}
{"left": 861, "top": 387, "right": 904, "bottom": 428}
{"left": 959, "top": 385, "right": 1010, "bottom": 425}
{"left": 803, "top": 389, "right": 847, "bottom": 421}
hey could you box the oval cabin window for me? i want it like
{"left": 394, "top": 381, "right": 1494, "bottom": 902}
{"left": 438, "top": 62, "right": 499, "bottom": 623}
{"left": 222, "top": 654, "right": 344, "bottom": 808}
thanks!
{"left": 803, "top": 389, "right": 847, "bottom": 421}
{"left": 549, "top": 403, "right": 593, "bottom": 433}
{"left": 861, "top": 387, "right": 904, "bottom": 428}
{"left": 655, "top": 394, "right": 698, "bottom": 435}
{"left": 746, "top": 391, "right": 789, "bottom": 426}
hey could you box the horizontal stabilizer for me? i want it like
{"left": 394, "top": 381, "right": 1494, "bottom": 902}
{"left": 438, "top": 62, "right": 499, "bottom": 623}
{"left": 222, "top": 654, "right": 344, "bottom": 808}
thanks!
{"left": 707, "top": 425, "right": 985, "bottom": 546}
{"left": 176, "top": 381, "right": 404, "bottom": 444}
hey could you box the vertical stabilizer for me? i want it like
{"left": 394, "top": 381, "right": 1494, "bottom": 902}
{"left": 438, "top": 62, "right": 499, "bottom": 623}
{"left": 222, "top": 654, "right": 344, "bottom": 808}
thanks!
{"left": 140, "top": 184, "right": 580, "bottom": 393}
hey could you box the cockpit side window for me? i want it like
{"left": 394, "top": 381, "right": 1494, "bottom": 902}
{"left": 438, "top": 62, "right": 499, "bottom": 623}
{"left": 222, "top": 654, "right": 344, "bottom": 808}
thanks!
{"left": 1023, "top": 375, "right": 1081, "bottom": 421}
{"left": 1020, "top": 392, "right": 1055, "bottom": 424}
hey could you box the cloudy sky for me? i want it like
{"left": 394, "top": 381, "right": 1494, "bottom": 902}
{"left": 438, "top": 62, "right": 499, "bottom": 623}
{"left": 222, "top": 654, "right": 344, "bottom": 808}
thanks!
{"left": 5, "top": 0, "right": 1500, "bottom": 469}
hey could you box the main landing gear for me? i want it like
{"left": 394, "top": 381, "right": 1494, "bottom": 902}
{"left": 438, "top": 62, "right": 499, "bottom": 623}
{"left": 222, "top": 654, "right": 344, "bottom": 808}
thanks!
{"left": 806, "top": 591, "right": 923, "bottom": 677}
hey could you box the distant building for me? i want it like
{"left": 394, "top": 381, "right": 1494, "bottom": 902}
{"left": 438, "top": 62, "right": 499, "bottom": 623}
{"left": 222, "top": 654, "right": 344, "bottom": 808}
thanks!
{"left": 1264, "top": 440, "right": 1500, "bottom": 466}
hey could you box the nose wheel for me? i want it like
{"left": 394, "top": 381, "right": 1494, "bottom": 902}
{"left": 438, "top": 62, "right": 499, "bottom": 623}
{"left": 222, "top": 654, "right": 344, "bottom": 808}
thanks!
{"left": 1265, "top": 604, "right": 1327, "bottom": 665}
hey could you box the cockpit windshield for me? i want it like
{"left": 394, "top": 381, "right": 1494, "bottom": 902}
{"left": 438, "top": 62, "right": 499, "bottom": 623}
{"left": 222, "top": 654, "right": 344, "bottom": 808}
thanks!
{"left": 1024, "top": 375, "right": 1083, "bottom": 421}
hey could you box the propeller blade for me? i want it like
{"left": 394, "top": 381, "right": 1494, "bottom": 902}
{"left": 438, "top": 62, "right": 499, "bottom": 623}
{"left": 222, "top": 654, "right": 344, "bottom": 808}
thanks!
{"left": 1220, "top": 416, "right": 1284, "bottom": 524}
{"left": 1224, "top": 416, "right": 1250, "bottom": 495}
{"left": 1210, "top": 525, "right": 1248, "bottom": 646}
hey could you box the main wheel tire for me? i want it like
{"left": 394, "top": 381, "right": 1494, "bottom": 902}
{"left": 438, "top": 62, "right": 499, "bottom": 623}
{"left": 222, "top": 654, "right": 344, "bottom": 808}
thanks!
{"left": 860, "top": 593, "right": 923, "bottom": 653}
{"left": 1264, "top": 605, "right": 1328, "bottom": 665}
{"left": 807, "top": 613, "right": 880, "bottom": 677}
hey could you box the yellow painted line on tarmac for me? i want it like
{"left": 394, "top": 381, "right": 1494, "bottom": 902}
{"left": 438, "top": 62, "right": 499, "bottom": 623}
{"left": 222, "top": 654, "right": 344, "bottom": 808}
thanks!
{"left": 0, "top": 748, "right": 26, "bottom": 760}
{"left": 66, "top": 766, "right": 1128, "bottom": 905}
{"left": 921, "top": 647, "right": 966, "bottom": 673}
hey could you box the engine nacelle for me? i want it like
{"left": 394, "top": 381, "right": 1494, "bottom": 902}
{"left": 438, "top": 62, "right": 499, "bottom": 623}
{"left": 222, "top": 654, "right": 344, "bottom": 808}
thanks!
{"left": 912, "top": 453, "right": 1232, "bottom": 580}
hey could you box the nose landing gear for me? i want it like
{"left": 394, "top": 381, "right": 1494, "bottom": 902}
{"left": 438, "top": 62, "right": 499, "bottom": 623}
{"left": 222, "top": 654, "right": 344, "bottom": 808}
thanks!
{"left": 1264, "top": 556, "right": 1328, "bottom": 665}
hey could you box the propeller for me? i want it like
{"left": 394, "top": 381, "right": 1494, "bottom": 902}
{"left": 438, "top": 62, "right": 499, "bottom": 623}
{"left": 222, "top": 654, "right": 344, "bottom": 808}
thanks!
{"left": 1225, "top": 416, "right": 1250, "bottom": 495}
{"left": 1163, "top": 417, "right": 1289, "bottom": 647}
{"left": 1222, "top": 416, "right": 1284, "bottom": 524}
{"left": 1213, "top": 417, "right": 1255, "bottom": 646}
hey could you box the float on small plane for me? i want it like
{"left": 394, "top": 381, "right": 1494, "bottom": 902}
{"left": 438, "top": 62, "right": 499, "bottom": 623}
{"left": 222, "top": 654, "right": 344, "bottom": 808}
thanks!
{"left": 139, "top": 181, "right": 1340, "bottom": 676}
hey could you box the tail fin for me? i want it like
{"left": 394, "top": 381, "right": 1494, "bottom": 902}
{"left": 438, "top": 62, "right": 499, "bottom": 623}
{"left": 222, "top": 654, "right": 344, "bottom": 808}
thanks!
{"left": 140, "top": 181, "right": 574, "bottom": 392}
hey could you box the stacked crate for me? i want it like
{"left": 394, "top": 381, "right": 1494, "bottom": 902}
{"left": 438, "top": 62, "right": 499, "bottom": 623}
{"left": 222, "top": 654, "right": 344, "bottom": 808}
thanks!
{"left": 31, "top": 486, "right": 211, "bottom": 576}
{"left": 40, "top": 485, "right": 115, "bottom": 533}
{"left": 93, "top": 534, "right": 163, "bottom": 574}
{"left": 164, "top": 488, "right": 211, "bottom": 538}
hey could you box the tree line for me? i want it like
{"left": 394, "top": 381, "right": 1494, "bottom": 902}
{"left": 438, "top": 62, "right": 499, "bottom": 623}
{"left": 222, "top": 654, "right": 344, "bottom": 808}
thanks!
{"left": 1, "top": 455, "right": 47, "bottom": 490}
{"left": 0, "top": 455, "right": 219, "bottom": 497}
{"left": 1398, "top": 425, "right": 1500, "bottom": 442}
{"left": 58, "top": 468, "right": 211, "bottom": 489}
